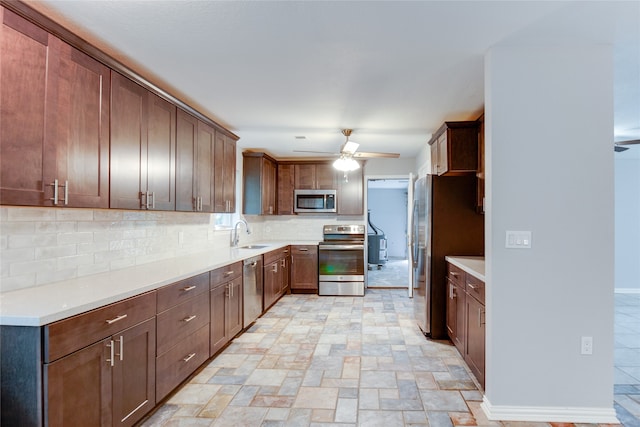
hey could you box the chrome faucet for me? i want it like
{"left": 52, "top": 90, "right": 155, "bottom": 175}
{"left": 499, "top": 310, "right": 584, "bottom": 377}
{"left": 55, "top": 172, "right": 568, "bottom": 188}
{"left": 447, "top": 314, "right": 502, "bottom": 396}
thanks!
{"left": 231, "top": 218, "right": 251, "bottom": 247}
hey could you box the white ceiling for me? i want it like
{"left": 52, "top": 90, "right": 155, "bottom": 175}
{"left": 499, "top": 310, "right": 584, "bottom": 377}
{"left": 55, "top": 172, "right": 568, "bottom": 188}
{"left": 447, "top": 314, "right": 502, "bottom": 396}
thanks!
{"left": 31, "top": 0, "right": 640, "bottom": 159}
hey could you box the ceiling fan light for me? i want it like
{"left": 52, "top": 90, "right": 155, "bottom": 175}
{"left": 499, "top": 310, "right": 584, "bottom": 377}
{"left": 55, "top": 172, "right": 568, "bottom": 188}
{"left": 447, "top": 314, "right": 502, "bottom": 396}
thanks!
{"left": 333, "top": 156, "right": 360, "bottom": 171}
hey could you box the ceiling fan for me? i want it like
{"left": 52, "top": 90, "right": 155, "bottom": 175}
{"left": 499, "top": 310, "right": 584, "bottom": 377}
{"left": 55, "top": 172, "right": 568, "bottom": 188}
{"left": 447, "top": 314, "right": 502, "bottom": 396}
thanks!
{"left": 294, "top": 129, "right": 401, "bottom": 159}
{"left": 614, "top": 139, "right": 640, "bottom": 152}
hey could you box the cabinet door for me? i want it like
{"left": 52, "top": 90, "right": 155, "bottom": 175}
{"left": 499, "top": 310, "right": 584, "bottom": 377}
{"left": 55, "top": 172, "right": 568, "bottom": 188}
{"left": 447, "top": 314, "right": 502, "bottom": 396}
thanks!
{"left": 45, "top": 338, "right": 112, "bottom": 427}
{"left": 446, "top": 279, "right": 457, "bottom": 343}
{"left": 110, "top": 72, "right": 146, "bottom": 209}
{"left": 337, "top": 167, "right": 363, "bottom": 215}
{"left": 214, "top": 133, "right": 236, "bottom": 213}
{"left": 227, "top": 278, "right": 243, "bottom": 338}
{"left": 0, "top": 9, "right": 52, "bottom": 206}
{"left": 315, "top": 163, "right": 336, "bottom": 189}
{"left": 294, "top": 164, "right": 315, "bottom": 189}
{"left": 146, "top": 92, "right": 176, "bottom": 211}
{"left": 277, "top": 163, "right": 295, "bottom": 215}
{"left": 437, "top": 133, "right": 448, "bottom": 176}
{"left": 465, "top": 295, "right": 485, "bottom": 388}
{"left": 454, "top": 283, "right": 466, "bottom": 351}
{"left": 112, "top": 317, "right": 156, "bottom": 427}
{"left": 263, "top": 260, "right": 278, "bottom": 310}
{"left": 175, "top": 109, "right": 198, "bottom": 211}
{"left": 291, "top": 246, "right": 318, "bottom": 291}
{"left": 196, "top": 121, "right": 215, "bottom": 212}
{"left": 262, "top": 157, "right": 277, "bottom": 215}
{"left": 223, "top": 137, "right": 236, "bottom": 213}
{"left": 48, "top": 38, "right": 110, "bottom": 208}
{"left": 210, "top": 284, "right": 228, "bottom": 356}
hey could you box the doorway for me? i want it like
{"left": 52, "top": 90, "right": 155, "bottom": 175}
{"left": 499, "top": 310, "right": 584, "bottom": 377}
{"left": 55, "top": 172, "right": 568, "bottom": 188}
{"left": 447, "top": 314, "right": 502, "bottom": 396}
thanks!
{"left": 365, "top": 177, "right": 412, "bottom": 293}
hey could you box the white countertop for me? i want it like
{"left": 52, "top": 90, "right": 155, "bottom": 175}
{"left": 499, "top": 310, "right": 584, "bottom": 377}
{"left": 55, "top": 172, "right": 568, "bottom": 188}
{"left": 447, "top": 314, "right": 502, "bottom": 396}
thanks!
{"left": 0, "top": 241, "right": 318, "bottom": 327}
{"left": 445, "top": 256, "right": 485, "bottom": 281}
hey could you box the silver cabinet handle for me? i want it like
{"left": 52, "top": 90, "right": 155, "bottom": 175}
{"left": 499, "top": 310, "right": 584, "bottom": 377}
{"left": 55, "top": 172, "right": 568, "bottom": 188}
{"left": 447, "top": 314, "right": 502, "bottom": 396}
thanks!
{"left": 298, "top": 248, "right": 309, "bottom": 252}
{"left": 62, "top": 180, "right": 69, "bottom": 205}
{"left": 479, "top": 308, "right": 485, "bottom": 327}
{"left": 183, "top": 353, "right": 196, "bottom": 363}
{"left": 115, "top": 335, "right": 124, "bottom": 361}
{"left": 50, "top": 179, "right": 59, "bottom": 205}
{"left": 450, "top": 272, "right": 460, "bottom": 277}
{"left": 224, "top": 271, "right": 234, "bottom": 277}
{"left": 106, "top": 314, "right": 128, "bottom": 325}
{"left": 197, "top": 196, "right": 202, "bottom": 211}
{"left": 182, "top": 315, "right": 197, "bottom": 323}
{"left": 468, "top": 283, "right": 477, "bottom": 290}
{"left": 107, "top": 339, "right": 115, "bottom": 366}
{"left": 272, "top": 263, "right": 278, "bottom": 273}
{"left": 281, "top": 259, "right": 286, "bottom": 268}
{"left": 182, "top": 285, "right": 197, "bottom": 292}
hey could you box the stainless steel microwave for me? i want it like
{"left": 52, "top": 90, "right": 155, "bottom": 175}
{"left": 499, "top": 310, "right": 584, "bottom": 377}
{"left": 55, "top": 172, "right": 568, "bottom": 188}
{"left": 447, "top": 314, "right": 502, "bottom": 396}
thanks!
{"left": 294, "top": 189, "right": 337, "bottom": 213}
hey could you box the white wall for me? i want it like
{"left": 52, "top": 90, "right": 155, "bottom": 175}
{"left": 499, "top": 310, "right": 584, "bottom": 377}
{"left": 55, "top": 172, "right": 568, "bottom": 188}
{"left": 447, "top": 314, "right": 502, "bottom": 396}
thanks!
{"left": 367, "top": 188, "right": 408, "bottom": 259}
{"left": 614, "top": 155, "right": 640, "bottom": 292}
{"left": 364, "top": 157, "right": 417, "bottom": 176}
{"left": 484, "top": 44, "right": 616, "bottom": 422}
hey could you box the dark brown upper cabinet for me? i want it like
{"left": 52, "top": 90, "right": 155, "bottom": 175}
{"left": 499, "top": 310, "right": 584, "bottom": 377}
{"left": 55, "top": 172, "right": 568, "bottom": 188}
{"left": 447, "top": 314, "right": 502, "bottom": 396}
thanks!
{"left": 214, "top": 132, "right": 236, "bottom": 213}
{"left": 175, "top": 109, "right": 217, "bottom": 212}
{"left": 429, "top": 121, "right": 478, "bottom": 176}
{"left": 1, "top": 8, "right": 109, "bottom": 208}
{"left": 110, "top": 72, "right": 176, "bottom": 210}
{"left": 243, "top": 152, "right": 277, "bottom": 215}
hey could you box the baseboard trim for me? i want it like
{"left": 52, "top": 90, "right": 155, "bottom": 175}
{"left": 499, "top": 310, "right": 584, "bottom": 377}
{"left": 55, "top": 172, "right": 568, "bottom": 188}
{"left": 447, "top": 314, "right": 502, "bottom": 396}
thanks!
{"left": 615, "top": 288, "right": 640, "bottom": 294}
{"left": 481, "top": 396, "right": 619, "bottom": 424}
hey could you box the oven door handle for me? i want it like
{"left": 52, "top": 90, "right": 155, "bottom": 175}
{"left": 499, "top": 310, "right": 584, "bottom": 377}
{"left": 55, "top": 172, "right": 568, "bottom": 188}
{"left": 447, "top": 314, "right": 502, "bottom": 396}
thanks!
{"left": 319, "top": 244, "right": 364, "bottom": 250}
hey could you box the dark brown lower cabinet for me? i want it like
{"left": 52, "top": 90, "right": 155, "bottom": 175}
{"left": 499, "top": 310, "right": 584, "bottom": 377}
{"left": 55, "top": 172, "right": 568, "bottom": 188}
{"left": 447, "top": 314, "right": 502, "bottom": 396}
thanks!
{"left": 45, "top": 317, "right": 156, "bottom": 427}
{"left": 465, "top": 293, "right": 485, "bottom": 388}
{"left": 290, "top": 245, "right": 318, "bottom": 293}
{"left": 446, "top": 261, "right": 485, "bottom": 389}
{"left": 210, "top": 277, "right": 243, "bottom": 356}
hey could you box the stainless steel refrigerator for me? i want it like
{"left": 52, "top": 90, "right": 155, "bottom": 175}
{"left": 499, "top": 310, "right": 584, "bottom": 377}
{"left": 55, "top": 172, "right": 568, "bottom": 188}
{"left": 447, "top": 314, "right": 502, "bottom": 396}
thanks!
{"left": 411, "top": 174, "right": 484, "bottom": 339}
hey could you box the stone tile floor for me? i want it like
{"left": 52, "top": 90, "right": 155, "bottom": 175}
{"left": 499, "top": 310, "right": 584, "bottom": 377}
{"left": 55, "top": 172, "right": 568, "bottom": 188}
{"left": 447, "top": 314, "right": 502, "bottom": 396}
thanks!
{"left": 141, "top": 290, "right": 639, "bottom": 427}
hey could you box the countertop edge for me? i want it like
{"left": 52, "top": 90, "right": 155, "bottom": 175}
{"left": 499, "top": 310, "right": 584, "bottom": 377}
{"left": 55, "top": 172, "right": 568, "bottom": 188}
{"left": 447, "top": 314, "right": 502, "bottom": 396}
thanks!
{"left": 445, "top": 256, "right": 485, "bottom": 281}
{"left": 0, "top": 240, "right": 318, "bottom": 327}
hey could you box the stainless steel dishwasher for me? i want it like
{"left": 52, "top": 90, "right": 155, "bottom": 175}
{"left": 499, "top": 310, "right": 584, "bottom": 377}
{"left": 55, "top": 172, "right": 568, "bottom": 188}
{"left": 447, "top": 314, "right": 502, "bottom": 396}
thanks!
{"left": 243, "top": 255, "right": 263, "bottom": 326}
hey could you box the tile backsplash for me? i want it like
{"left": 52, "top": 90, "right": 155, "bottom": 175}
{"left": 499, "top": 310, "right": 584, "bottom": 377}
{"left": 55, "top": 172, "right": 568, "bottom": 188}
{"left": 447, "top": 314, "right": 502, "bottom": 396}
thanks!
{"left": 0, "top": 207, "right": 238, "bottom": 292}
{"left": 0, "top": 207, "right": 363, "bottom": 293}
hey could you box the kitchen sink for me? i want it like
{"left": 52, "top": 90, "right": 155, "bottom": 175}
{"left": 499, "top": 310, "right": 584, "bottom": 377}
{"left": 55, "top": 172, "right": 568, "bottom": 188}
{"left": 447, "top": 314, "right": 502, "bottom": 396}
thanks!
{"left": 238, "top": 244, "right": 269, "bottom": 250}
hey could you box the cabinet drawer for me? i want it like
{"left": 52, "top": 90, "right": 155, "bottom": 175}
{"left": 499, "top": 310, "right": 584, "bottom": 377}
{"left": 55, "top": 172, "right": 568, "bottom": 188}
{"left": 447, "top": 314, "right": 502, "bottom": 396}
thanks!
{"left": 44, "top": 291, "right": 156, "bottom": 363}
{"left": 466, "top": 274, "right": 485, "bottom": 304}
{"left": 157, "top": 295, "right": 209, "bottom": 355}
{"left": 447, "top": 263, "right": 465, "bottom": 286}
{"left": 157, "top": 272, "right": 209, "bottom": 313}
{"left": 291, "top": 245, "right": 317, "bottom": 255}
{"left": 210, "top": 261, "right": 242, "bottom": 286}
{"left": 263, "top": 246, "right": 289, "bottom": 265}
{"left": 156, "top": 324, "right": 209, "bottom": 401}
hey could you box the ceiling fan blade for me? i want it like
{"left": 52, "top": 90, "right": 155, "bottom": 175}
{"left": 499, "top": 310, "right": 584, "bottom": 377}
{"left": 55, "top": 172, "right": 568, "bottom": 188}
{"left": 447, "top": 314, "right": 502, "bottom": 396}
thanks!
{"left": 615, "top": 139, "right": 640, "bottom": 146}
{"left": 614, "top": 146, "right": 630, "bottom": 152}
{"left": 353, "top": 151, "right": 400, "bottom": 159}
{"left": 293, "top": 150, "right": 338, "bottom": 155}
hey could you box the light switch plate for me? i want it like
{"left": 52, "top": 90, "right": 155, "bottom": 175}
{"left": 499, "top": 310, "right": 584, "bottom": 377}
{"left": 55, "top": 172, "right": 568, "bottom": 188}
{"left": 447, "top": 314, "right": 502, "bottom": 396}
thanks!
{"left": 505, "top": 231, "right": 532, "bottom": 249}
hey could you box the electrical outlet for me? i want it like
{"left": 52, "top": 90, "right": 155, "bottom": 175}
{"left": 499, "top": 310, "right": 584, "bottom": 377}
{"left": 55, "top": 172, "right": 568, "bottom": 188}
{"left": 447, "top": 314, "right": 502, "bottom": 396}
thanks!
{"left": 581, "top": 336, "right": 593, "bottom": 355}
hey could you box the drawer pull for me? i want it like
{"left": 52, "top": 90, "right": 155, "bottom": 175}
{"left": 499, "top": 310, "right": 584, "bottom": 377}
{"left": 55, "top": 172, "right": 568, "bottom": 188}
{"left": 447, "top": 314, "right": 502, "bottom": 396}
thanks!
{"left": 224, "top": 271, "right": 234, "bottom": 276}
{"left": 182, "top": 315, "right": 197, "bottom": 323}
{"left": 479, "top": 308, "right": 485, "bottom": 327}
{"left": 298, "top": 248, "right": 309, "bottom": 252}
{"left": 106, "top": 340, "right": 115, "bottom": 367}
{"left": 115, "top": 336, "right": 124, "bottom": 361}
{"left": 450, "top": 272, "right": 459, "bottom": 276}
{"left": 183, "top": 353, "right": 196, "bottom": 363}
{"left": 181, "top": 285, "right": 197, "bottom": 292}
{"left": 106, "top": 314, "right": 128, "bottom": 325}
{"left": 468, "top": 283, "right": 477, "bottom": 290}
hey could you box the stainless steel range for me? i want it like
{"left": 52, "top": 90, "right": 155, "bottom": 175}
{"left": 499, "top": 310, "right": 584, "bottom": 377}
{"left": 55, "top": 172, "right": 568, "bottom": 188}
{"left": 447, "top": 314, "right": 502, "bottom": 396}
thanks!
{"left": 318, "top": 224, "right": 366, "bottom": 296}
